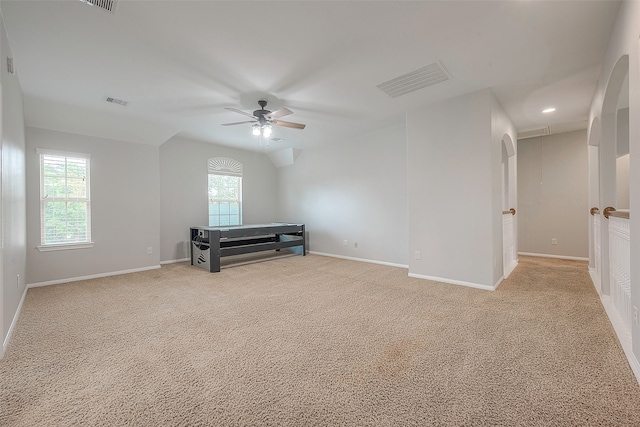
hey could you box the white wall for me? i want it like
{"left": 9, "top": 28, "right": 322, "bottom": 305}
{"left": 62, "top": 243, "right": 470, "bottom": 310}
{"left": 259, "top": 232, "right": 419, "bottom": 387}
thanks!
{"left": 25, "top": 127, "right": 160, "bottom": 285}
{"left": 588, "top": 0, "right": 640, "bottom": 365}
{"left": 407, "top": 89, "right": 500, "bottom": 289}
{"left": 159, "top": 136, "right": 278, "bottom": 263}
{"left": 277, "top": 124, "right": 408, "bottom": 266}
{"left": 517, "top": 130, "right": 589, "bottom": 259}
{"left": 1, "top": 14, "right": 26, "bottom": 348}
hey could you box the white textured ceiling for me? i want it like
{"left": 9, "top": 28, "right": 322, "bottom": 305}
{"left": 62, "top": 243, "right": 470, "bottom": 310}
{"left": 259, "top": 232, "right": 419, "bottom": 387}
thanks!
{"left": 1, "top": 0, "right": 621, "bottom": 152}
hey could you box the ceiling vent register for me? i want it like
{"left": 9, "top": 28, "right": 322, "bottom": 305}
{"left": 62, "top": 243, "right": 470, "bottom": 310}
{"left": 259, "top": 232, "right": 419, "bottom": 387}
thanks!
{"left": 377, "top": 62, "right": 451, "bottom": 98}
{"left": 106, "top": 97, "right": 128, "bottom": 106}
{"left": 517, "top": 126, "right": 552, "bottom": 140}
{"left": 79, "top": 0, "right": 117, "bottom": 14}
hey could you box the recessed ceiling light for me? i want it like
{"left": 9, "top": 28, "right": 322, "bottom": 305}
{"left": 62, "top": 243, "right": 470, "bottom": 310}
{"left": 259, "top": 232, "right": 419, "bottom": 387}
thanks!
{"left": 542, "top": 107, "right": 556, "bottom": 113}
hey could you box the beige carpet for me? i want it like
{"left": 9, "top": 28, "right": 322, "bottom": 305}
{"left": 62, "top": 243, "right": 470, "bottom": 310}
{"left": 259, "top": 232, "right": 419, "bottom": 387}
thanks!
{"left": 2, "top": 254, "right": 640, "bottom": 426}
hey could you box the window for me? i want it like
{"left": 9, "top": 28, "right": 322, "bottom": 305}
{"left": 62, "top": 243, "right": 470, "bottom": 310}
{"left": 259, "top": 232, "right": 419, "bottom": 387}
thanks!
{"left": 39, "top": 150, "right": 92, "bottom": 250}
{"left": 208, "top": 157, "right": 243, "bottom": 226}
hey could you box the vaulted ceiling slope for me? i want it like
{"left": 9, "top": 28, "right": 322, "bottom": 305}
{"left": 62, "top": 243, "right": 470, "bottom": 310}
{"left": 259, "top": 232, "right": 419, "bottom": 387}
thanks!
{"left": 1, "top": 0, "right": 621, "bottom": 152}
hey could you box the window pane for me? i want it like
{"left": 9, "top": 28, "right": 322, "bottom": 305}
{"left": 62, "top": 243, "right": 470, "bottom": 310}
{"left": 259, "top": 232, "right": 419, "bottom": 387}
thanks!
{"left": 44, "top": 201, "right": 68, "bottom": 244}
{"left": 208, "top": 174, "right": 242, "bottom": 226}
{"left": 44, "top": 176, "right": 67, "bottom": 199}
{"left": 66, "top": 158, "right": 87, "bottom": 178}
{"left": 67, "top": 177, "right": 86, "bottom": 198}
{"left": 67, "top": 202, "right": 88, "bottom": 241}
{"left": 40, "top": 153, "right": 90, "bottom": 245}
{"left": 43, "top": 155, "right": 66, "bottom": 177}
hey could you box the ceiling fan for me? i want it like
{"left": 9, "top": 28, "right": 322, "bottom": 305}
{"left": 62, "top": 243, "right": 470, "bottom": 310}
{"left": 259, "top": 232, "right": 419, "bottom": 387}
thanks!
{"left": 222, "top": 100, "right": 306, "bottom": 137}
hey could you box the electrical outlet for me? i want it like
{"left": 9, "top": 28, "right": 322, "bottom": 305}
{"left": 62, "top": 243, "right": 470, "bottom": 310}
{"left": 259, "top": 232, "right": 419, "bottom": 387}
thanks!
{"left": 634, "top": 306, "right": 638, "bottom": 326}
{"left": 414, "top": 251, "right": 421, "bottom": 260}
{"left": 353, "top": 241, "right": 358, "bottom": 249}
{"left": 16, "top": 274, "right": 20, "bottom": 288}
{"left": 147, "top": 247, "right": 153, "bottom": 255}
{"left": 343, "top": 240, "right": 349, "bottom": 246}
{"left": 551, "top": 238, "right": 557, "bottom": 245}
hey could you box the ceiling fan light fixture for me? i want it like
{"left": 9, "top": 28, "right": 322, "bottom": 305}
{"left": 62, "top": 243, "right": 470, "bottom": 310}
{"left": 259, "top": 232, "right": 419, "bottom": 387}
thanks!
{"left": 252, "top": 123, "right": 261, "bottom": 136}
{"left": 262, "top": 124, "right": 273, "bottom": 138}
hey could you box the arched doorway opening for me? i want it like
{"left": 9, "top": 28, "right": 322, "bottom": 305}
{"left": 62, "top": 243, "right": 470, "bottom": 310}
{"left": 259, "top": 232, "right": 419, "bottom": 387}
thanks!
{"left": 502, "top": 133, "right": 517, "bottom": 278}
{"left": 598, "top": 54, "right": 630, "bottom": 329}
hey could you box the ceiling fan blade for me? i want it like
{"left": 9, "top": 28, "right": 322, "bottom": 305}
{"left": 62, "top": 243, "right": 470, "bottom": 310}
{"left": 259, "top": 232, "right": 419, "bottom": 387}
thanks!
{"left": 266, "top": 107, "right": 293, "bottom": 119}
{"left": 275, "top": 120, "right": 306, "bottom": 130}
{"left": 225, "top": 107, "right": 256, "bottom": 119}
{"left": 221, "top": 120, "right": 256, "bottom": 126}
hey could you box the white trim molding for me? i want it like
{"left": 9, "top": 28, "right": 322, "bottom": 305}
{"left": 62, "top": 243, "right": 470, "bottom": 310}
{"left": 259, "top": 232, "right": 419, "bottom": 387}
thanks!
{"left": 2, "top": 284, "right": 29, "bottom": 358}
{"left": 160, "top": 258, "right": 190, "bottom": 265}
{"left": 518, "top": 252, "right": 589, "bottom": 262}
{"left": 37, "top": 242, "right": 94, "bottom": 252}
{"left": 408, "top": 272, "right": 497, "bottom": 291}
{"left": 308, "top": 251, "right": 408, "bottom": 269}
{"left": 28, "top": 265, "right": 161, "bottom": 288}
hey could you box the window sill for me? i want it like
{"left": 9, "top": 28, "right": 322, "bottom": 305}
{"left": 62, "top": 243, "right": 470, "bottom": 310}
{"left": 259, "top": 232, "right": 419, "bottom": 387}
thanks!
{"left": 37, "top": 242, "right": 95, "bottom": 252}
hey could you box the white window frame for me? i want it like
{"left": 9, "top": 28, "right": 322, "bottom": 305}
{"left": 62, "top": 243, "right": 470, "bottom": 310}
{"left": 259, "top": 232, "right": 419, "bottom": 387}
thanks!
{"left": 208, "top": 157, "right": 243, "bottom": 227}
{"left": 37, "top": 149, "right": 93, "bottom": 251}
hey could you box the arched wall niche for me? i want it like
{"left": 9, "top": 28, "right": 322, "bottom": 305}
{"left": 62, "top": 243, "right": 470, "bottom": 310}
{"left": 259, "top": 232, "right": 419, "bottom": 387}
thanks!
{"left": 596, "top": 54, "right": 630, "bottom": 296}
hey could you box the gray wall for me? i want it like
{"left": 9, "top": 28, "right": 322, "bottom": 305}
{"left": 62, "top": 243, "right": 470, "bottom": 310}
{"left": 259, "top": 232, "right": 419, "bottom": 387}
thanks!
{"left": 25, "top": 127, "right": 161, "bottom": 284}
{"left": 159, "top": 136, "right": 278, "bottom": 263}
{"left": 407, "top": 88, "right": 507, "bottom": 288}
{"left": 517, "top": 129, "right": 588, "bottom": 258}
{"left": 277, "top": 124, "right": 408, "bottom": 266}
{"left": 1, "top": 15, "right": 27, "bottom": 345}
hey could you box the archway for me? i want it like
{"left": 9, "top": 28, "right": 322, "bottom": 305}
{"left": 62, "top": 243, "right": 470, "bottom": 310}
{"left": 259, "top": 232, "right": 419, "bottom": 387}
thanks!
{"left": 598, "top": 55, "right": 629, "bottom": 298}
{"left": 501, "top": 133, "right": 517, "bottom": 279}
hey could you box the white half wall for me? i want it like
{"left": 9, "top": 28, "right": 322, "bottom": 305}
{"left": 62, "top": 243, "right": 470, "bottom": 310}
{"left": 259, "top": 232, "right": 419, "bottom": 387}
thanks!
{"left": 25, "top": 127, "right": 161, "bottom": 284}
{"left": 159, "top": 136, "right": 278, "bottom": 263}
{"left": 277, "top": 124, "right": 408, "bottom": 266}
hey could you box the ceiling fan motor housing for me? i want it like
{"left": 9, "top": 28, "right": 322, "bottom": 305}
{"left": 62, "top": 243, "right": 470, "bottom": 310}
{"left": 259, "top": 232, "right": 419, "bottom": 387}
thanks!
{"left": 253, "top": 100, "right": 271, "bottom": 124}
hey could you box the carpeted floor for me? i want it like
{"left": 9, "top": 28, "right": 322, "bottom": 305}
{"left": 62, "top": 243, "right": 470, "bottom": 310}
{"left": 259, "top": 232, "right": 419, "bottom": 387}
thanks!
{"left": 2, "top": 254, "right": 639, "bottom": 426}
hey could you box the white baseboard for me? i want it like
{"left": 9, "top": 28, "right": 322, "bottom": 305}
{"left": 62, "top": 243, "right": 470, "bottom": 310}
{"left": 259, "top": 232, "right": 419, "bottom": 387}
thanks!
{"left": 588, "top": 267, "right": 602, "bottom": 295}
{"left": 503, "top": 260, "right": 518, "bottom": 280}
{"left": 2, "top": 284, "right": 29, "bottom": 358}
{"left": 408, "top": 272, "right": 496, "bottom": 291}
{"left": 27, "top": 265, "right": 161, "bottom": 288}
{"left": 518, "top": 252, "right": 588, "bottom": 262}
{"left": 160, "top": 258, "right": 190, "bottom": 265}
{"left": 308, "top": 251, "right": 408, "bottom": 269}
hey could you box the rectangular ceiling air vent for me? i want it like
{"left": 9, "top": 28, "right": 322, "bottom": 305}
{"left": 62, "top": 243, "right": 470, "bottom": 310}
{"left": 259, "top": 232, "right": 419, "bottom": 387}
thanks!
{"left": 79, "top": 0, "right": 117, "bottom": 14}
{"left": 7, "top": 57, "right": 14, "bottom": 75}
{"left": 106, "top": 97, "right": 128, "bottom": 106}
{"left": 517, "top": 126, "right": 551, "bottom": 140}
{"left": 377, "top": 62, "right": 451, "bottom": 98}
